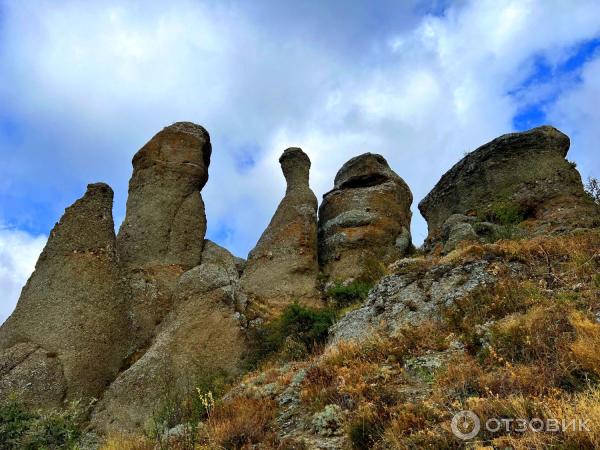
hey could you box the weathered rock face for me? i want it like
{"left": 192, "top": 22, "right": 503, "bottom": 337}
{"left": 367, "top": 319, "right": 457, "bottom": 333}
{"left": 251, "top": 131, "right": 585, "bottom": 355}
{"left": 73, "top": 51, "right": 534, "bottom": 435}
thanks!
{"left": 419, "top": 126, "right": 598, "bottom": 249}
{"left": 0, "top": 183, "right": 130, "bottom": 403}
{"left": 117, "top": 122, "right": 212, "bottom": 343}
{"left": 240, "top": 148, "right": 320, "bottom": 314}
{"left": 0, "top": 343, "right": 66, "bottom": 408}
{"left": 117, "top": 122, "right": 211, "bottom": 270}
{"left": 329, "top": 257, "right": 503, "bottom": 344}
{"left": 92, "top": 241, "right": 247, "bottom": 433}
{"left": 318, "top": 153, "right": 413, "bottom": 282}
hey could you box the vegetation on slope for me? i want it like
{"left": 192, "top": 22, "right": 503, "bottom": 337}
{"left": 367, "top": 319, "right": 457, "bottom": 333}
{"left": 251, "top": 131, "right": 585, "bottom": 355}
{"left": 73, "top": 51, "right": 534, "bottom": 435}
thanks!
{"left": 3, "top": 230, "right": 600, "bottom": 449}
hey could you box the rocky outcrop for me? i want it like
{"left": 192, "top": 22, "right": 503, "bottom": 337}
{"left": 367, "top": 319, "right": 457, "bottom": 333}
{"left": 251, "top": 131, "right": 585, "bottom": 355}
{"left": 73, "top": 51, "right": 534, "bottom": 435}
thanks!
{"left": 318, "top": 153, "right": 413, "bottom": 282}
{"left": 419, "top": 126, "right": 599, "bottom": 250}
{"left": 92, "top": 241, "right": 247, "bottom": 433}
{"left": 117, "top": 122, "right": 211, "bottom": 270}
{"left": 0, "top": 183, "right": 130, "bottom": 403}
{"left": 329, "top": 257, "right": 506, "bottom": 344}
{"left": 117, "top": 122, "right": 212, "bottom": 343}
{"left": 240, "top": 148, "right": 320, "bottom": 314}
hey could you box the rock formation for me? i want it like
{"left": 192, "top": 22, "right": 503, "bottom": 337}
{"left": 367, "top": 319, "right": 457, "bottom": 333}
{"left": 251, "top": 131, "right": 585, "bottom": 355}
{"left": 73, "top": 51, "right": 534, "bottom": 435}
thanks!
{"left": 117, "top": 122, "right": 212, "bottom": 342}
{"left": 318, "top": 153, "right": 413, "bottom": 282}
{"left": 117, "top": 122, "right": 211, "bottom": 269}
{"left": 92, "top": 241, "right": 247, "bottom": 433}
{"left": 240, "top": 148, "right": 320, "bottom": 314}
{"left": 419, "top": 126, "right": 599, "bottom": 251}
{"left": 0, "top": 183, "right": 130, "bottom": 404}
{"left": 3, "top": 119, "right": 599, "bottom": 446}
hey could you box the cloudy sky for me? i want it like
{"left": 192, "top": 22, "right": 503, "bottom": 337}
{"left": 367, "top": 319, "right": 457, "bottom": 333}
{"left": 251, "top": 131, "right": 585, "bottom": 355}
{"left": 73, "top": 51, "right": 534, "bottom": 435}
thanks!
{"left": 1, "top": 0, "right": 599, "bottom": 323}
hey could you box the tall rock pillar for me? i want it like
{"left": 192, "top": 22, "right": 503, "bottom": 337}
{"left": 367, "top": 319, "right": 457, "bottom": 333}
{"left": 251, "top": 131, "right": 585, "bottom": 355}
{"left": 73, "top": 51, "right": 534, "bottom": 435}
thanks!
{"left": 0, "top": 183, "right": 130, "bottom": 404}
{"left": 240, "top": 148, "right": 320, "bottom": 314}
{"left": 117, "top": 122, "right": 212, "bottom": 341}
{"left": 117, "top": 121, "right": 211, "bottom": 269}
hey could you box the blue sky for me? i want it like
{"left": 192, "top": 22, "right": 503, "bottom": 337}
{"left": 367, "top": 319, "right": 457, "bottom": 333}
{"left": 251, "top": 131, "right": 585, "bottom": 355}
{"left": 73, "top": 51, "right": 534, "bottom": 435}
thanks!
{"left": 1, "top": 0, "right": 600, "bottom": 323}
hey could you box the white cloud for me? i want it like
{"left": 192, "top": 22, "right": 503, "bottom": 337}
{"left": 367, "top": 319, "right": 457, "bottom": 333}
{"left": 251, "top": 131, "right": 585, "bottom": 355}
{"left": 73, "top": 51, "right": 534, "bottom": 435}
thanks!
{"left": 549, "top": 54, "right": 600, "bottom": 181}
{"left": 0, "top": 227, "right": 45, "bottom": 324}
{"left": 0, "top": 0, "right": 599, "bottom": 273}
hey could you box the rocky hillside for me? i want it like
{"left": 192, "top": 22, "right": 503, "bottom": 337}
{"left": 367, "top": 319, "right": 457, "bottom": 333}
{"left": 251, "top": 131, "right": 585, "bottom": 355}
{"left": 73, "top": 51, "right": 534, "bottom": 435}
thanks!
{"left": 0, "top": 123, "right": 598, "bottom": 450}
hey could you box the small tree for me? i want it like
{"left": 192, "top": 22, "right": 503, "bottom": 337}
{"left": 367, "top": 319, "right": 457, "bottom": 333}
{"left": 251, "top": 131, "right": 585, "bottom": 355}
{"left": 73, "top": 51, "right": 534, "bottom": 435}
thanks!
{"left": 585, "top": 177, "right": 600, "bottom": 205}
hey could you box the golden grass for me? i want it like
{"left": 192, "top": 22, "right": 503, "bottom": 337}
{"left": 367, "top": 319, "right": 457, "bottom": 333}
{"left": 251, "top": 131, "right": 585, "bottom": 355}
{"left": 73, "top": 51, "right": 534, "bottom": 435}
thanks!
{"left": 100, "top": 231, "right": 600, "bottom": 449}
{"left": 100, "top": 435, "right": 154, "bottom": 450}
{"left": 200, "top": 397, "right": 277, "bottom": 449}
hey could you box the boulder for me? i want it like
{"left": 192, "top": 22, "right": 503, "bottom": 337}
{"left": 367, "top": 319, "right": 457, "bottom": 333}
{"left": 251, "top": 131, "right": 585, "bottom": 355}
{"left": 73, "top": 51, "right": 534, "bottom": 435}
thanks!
{"left": 92, "top": 241, "right": 247, "bottom": 433}
{"left": 419, "top": 126, "right": 599, "bottom": 249}
{"left": 240, "top": 148, "right": 320, "bottom": 314}
{"left": 117, "top": 122, "right": 211, "bottom": 270}
{"left": 318, "top": 153, "right": 413, "bottom": 282}
{"left": 0, "top": 183, "right": 130, "bottom": 402}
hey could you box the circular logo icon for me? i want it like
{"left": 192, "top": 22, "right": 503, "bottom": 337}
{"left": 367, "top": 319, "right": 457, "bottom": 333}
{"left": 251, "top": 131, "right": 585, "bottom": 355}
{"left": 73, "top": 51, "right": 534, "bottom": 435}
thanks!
{"left": 451, "top": 410, "right": 480, "bottom": 440}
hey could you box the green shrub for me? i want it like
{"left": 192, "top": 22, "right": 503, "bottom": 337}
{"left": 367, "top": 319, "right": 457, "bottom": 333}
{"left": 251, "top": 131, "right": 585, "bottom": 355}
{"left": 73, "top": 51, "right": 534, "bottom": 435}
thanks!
{"left": 0, "top": 397, "right": 85, "bottom": 450}
{"left": 151, "top": 367, "right": 230, "bottom": 436}
{"left": 326, "top": 281, "right": 372, "bottom": 308}
{"left": 487, "top": 201, "right": 525, "bottom": 226}
{"left": 247, "top": 303, "right": 337, "bottom": 367}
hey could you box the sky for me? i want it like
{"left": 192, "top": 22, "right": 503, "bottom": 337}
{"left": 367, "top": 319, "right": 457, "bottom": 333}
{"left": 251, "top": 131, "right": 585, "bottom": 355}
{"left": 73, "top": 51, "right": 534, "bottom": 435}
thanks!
{"left": 1, "top": 0, "right": 600, "bottom": 323}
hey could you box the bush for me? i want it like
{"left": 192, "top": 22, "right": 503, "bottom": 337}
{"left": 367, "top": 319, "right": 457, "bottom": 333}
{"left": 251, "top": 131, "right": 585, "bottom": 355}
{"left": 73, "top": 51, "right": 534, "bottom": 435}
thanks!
{"left": 487, "top": 201, "right": 525, "bottom": 225}
{"left": 247, "top": 303, "right": 337, "bottom": 367}
{"left": 0, "top": 397, "right": 85, "bottom": 450}
{"left": 326, "top": 281, "right": 372, "bottom": 308}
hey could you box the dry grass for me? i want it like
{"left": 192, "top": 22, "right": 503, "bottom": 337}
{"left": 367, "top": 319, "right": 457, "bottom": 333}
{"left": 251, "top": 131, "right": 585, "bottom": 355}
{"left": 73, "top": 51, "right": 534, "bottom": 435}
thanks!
{"left": 100, "top": 231, "right": 600, "bottom": 449}
{"left": 101, "top": 435, "right": 155, "bottom": 450}
{"left": 200, "top": 397, "right": 278, "bottom": 449}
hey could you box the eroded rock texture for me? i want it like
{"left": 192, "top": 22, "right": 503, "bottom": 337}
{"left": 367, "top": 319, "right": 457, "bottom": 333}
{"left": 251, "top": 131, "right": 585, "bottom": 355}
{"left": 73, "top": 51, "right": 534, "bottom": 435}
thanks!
{"left": 117, "top": 121, "right": 211, "bottom": 269}
{"left": 92, "top": 241, "right": 247, "bottom": 433}
{"left": 240, "top": 148, "right": 320, "bottom": 314}
{"left": 117, "top": 122, "right": 212, "bottom": 343}
{"left": 318, "top": 153, "right": 413, "bottom": 282}
{"left": 0, "top": 183, "right": 129, "bottom": 403}
{"left": 330, "top": 258, "right": 502, "bottom": 344}
{"left": 419, "top": 126, "right": 599, "bottom": 250}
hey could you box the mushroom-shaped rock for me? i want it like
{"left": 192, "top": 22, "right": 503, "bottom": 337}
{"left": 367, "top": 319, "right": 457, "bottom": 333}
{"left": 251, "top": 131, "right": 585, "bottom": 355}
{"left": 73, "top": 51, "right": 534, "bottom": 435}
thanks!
{"left": 240, "top": 148, "right": 320, "bottom": 314}
{"left": 117, "top": 121, "right": 211, "bottom": 270}
{"left": 419, "top": 126, "right": 599, "bottom": 249}
{"left": 0, "top": 183, "right": 130, "bottom": 403}
{"left": 318, "top": 153, "right": 413, "bottom": 282}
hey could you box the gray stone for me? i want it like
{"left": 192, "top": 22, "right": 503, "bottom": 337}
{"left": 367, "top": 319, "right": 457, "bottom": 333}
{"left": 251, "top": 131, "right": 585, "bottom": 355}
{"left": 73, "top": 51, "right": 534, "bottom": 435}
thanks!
{"left": 443, "top": 222, "right": 478, "bottom": 253}
{"left": 318, "top": 153, "right": 413, "bottom": 282}
{"left": 0, "top": 183, "right": 130, "bottom": 402}
{"left": 330, "top": 258, "right": 500, "bottom": 345}
{"left": 419, "top": 126, "right": 599, "bottom": 245}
